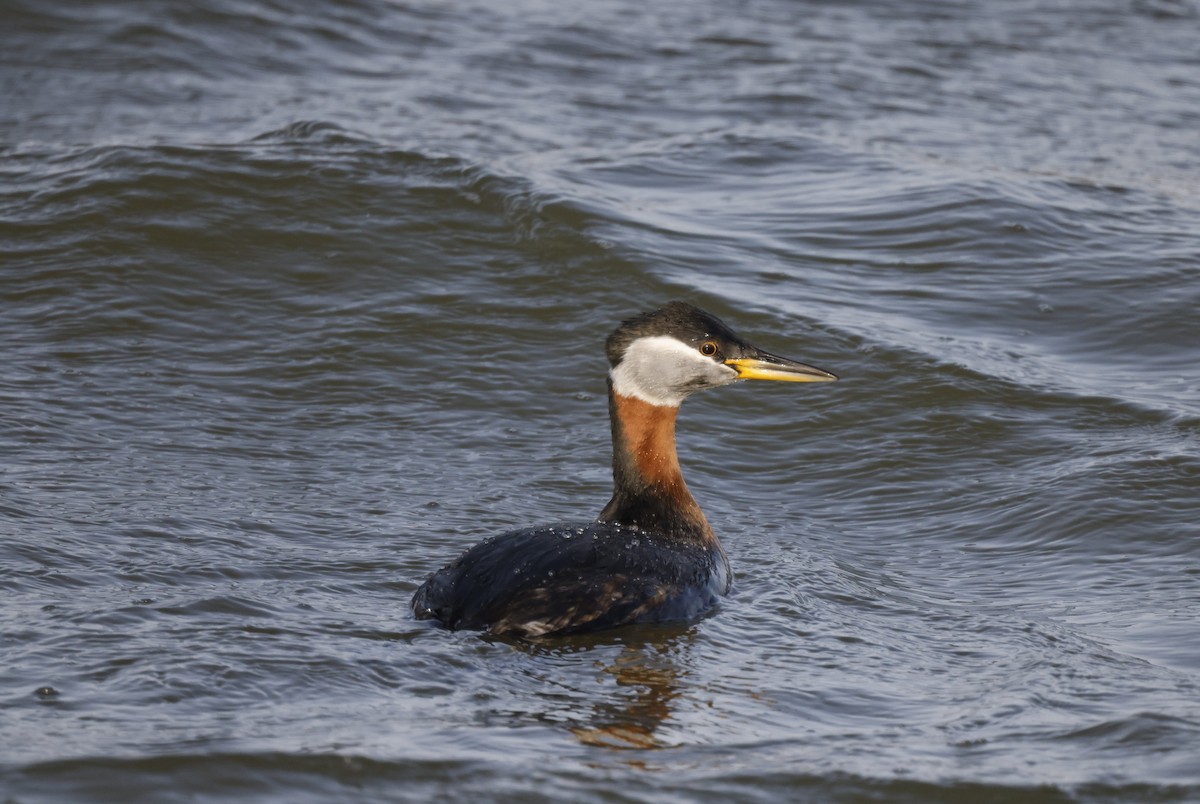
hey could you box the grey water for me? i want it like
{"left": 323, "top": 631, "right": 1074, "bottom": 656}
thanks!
{"left": 2, "top": 0, "right": 1199, "bottom": 801}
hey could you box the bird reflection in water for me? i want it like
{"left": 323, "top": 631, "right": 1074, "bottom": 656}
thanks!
{"left": 508, "top": 623, "right": 694, "bottom": 754}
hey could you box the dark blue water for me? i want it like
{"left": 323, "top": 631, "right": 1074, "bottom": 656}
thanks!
{"left": 2, "top": 1, "right": 1199, "bottom": 801}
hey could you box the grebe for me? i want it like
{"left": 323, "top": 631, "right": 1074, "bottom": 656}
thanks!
{"left": 411, "top": 302, "right": 837, "bottom": 637}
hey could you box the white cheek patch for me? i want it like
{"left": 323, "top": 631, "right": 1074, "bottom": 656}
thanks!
{"left": 609, "top": 335, "right": 738, "bottom": 407}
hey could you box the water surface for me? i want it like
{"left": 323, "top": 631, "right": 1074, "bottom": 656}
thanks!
{"left": 2, "top": 0, "right": 1199, "bottom": 801}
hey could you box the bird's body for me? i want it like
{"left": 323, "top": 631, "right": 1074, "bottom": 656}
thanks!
{"left": 411, "top": 302, "right": 836, "bottom": 637}
{"left": 409, "top": 522, "right": 728, "bottom": 636}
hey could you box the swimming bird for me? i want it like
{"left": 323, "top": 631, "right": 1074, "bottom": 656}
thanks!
{"left": 411, "top": 301, "right": 837, "bottom": 637}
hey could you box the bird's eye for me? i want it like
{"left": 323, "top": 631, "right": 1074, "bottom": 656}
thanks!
{"left": 700, "top": 341, "right": 718, "bottom": 357}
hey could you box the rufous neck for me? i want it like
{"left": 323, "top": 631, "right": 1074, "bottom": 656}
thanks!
{"left": 598, "top": 382, "right": 713, "bottom": 542}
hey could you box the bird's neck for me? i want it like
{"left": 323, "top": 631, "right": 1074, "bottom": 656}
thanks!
{"left": 598, "top": 381, "right": 716, "bottom": 544}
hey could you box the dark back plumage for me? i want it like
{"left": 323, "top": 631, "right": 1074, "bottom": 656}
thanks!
{"left": 412, "top": 522, "right": 728, "bottom": 637}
